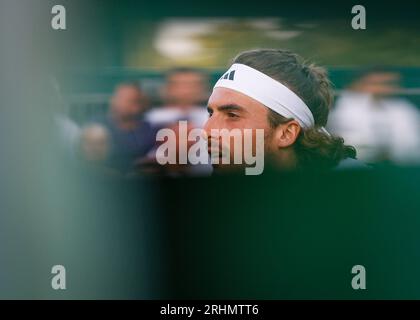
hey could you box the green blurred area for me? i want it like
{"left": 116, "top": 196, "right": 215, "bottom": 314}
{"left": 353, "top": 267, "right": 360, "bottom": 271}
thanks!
{"left": 54, "top": 14, "right": 420, "bottom": 123}
{"left": 123, "top": 19, "right": 420, "bottom": 68}
{"left": 162, "top": 168, "right": 420, "bottom": 299}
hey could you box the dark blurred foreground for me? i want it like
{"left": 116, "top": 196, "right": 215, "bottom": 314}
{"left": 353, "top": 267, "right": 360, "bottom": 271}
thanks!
{"left": 42, "top": 165, "right": 420, "bottom": 299}
{"left": 158, "top": 167, "right": 420, "bottom": 299}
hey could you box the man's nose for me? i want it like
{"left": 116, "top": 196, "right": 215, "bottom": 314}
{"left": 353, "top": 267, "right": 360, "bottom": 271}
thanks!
{"left": 202, "top": 115, "right": 218, "bottom": 141}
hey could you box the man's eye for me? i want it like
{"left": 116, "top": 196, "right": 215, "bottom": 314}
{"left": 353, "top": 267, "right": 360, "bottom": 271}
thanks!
{"left": 227, "top": 112, "right": 239, "bottom": 118}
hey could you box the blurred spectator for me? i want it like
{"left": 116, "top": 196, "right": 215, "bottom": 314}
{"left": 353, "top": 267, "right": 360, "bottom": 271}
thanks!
{"left": 78, "top": 124, "right": 122, "bottom": 178}
{"left": 50, "top": 76, "right": 81, "bottom": 158}
{"left": 328, "top": 70, "right": 420, "bottom": 165}
{"left": 80, "top": 124, "right": 110, "bottom": 164}
{"left": 142, "top": 67, "right": 212, "bottom": 176}
{"left": 94, "top": 83, "right": 156, "bottom": 174}
{"left": 55, "top": 113, "right": 81, "bottom": 158}
{"left": 145, "top": 67, "right": 209, "bottom": 128}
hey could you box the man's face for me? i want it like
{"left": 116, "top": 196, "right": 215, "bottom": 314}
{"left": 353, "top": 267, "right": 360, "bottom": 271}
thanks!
{"left": 204, "top": 87, "right": 275, "bottom": 170}
{"left": 111, "top": 85, "right": 144, "bottom": 120}
{"left": 354, "top": 72, "right": 401, "bottom": 97}
{"left": 164, "top": 72, "right": 207, "bottom": 108}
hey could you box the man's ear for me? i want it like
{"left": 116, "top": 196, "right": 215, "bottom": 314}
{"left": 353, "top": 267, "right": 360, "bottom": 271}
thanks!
{"left": 273, "top": 120, "right": 301, "bottom": 148}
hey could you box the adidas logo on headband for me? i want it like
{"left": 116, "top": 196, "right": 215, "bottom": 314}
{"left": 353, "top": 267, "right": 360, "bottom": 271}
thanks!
{"left": 220, "top": 70, "right": 236, "bottom": 81}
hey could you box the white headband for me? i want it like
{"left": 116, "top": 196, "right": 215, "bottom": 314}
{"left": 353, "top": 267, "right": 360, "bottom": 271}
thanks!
{"left": 214, "top": 63, "right": 316, "bottom": 129}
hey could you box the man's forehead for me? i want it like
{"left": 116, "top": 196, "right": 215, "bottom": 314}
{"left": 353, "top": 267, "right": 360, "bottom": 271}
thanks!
{"left": 208, "top": 87, "right": 267, "bottom": 113}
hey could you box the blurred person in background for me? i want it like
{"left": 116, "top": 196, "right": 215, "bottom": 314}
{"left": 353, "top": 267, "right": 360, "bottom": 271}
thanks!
{"left": 145, "top": 67, "right": 209, "bottom": 128}
{"left": 94, "top": 83, "right": 156, "bottom": 174}
{"left": 140, "top": 67, "right": 212, "bottom": 176}
{"left": 328, "top": 69, "right": 420, "bottom": 165}
{"left": 78, "top": 124, "right": 120, "bottom": 178}
{"left": 55, "top": 112, "right": 81, "bottom": 158}
{"left": 50, "top": 76, "right": 81, "bottom": 158}
{"left": 80, "top": 124, "right": 110, "bottom": 164}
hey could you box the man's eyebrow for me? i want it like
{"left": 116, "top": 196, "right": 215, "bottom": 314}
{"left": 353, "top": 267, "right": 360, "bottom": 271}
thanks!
{"left": 217, "top": 104, "right": 246, "bottom": 112}
{"left": 207, "top": 104, "right": 248, "bottom": 114}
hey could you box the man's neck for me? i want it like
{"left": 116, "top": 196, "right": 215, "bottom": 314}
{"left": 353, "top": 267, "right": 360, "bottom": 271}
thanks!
{"left": 267, "top": 148, "right": 298, "bottom": 171}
